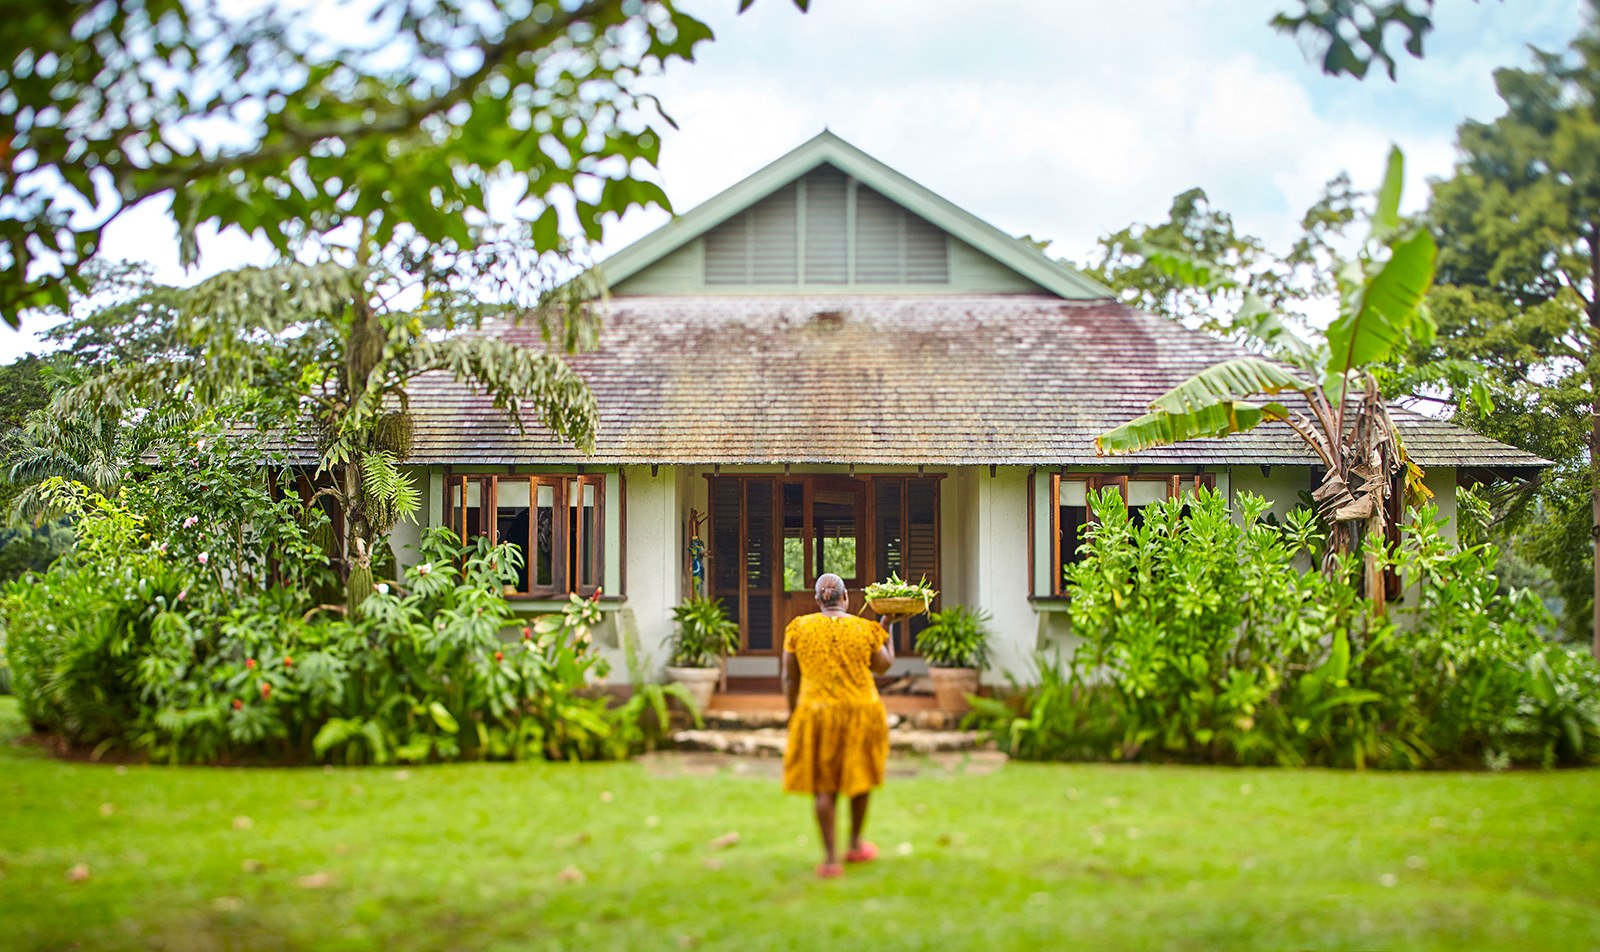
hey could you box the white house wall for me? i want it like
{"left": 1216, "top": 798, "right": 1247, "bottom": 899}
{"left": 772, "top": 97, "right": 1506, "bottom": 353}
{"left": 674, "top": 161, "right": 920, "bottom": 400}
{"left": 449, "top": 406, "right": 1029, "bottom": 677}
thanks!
{"left": 973, "top": 468, "right": 1036, "bottom": 685}
{"left": 1226, "top": 465, "right": 1311, "bottom": 522}
{"left": 616, "top": 465, "right": 679, "bottom": 681}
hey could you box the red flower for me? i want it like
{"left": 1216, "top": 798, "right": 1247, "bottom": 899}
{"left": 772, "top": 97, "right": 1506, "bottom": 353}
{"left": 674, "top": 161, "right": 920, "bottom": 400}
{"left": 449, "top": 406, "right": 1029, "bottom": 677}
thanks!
{"left": 260, "top": 683, "right": 272, "bottom": 699}
{"left": 245, "top": 658, "right": 256, "bottom": 670}
{"left": 521, "top": 627, "right": 532, "bottom": 640}
{"left": 232, "top": 699, "right": 243, "bottom": 710}
{"left": 283, "top": 656, "right": 293, "bottom": 667}
{"left": 590, "top": 586, "right": 604, "bottom": 602}
{"left": 494, "top": 651, "right": 504, "bottom": 662}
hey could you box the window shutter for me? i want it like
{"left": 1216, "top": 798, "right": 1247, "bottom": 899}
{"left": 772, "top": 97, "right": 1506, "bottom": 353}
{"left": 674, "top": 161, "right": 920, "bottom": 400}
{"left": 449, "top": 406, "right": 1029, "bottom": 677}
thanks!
{"left": 854, "top": 185, "right": 948, "bottom": 284}
{"left": 804, "top": 169, "right": 849, "bottom": 284}
{"left": 710, "top": 479, "right": 742, "bottom": 626}
{"left": 904, "top": 478, "right": 939, "bottom": 644}
{"left": 748, "top": 184, "right": 799, "bottom": 284}
{"left": 744, "top": 480, "right": 775, "bottom": 650}
{"left": 703, "top": 215, "right": 750, "bottom": 285}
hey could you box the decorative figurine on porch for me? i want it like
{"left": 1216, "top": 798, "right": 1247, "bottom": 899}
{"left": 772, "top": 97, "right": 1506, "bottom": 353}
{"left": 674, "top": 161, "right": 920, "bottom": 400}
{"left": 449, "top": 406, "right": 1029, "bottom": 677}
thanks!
{"left": 688, "top": 508, "right": 707, "bottom": 599}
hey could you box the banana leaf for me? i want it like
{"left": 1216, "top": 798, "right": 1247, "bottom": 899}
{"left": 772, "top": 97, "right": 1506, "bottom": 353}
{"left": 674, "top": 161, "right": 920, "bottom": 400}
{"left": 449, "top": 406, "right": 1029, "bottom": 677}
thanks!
{"left": 1325, "top": 227, "right": 1437, "bottom": 378}
{"left": 1097, "top": 400, "right": 1291, "bottom": 455}
{"left": 1141, "top": 357, "right": 1308, "bottom": 417}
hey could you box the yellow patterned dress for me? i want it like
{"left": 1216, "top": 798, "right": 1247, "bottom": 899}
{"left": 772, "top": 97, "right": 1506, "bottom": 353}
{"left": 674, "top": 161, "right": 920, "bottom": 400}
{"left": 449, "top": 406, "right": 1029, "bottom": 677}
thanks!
{"left": 782, "top": 613, "right": 891, "bottom": 797}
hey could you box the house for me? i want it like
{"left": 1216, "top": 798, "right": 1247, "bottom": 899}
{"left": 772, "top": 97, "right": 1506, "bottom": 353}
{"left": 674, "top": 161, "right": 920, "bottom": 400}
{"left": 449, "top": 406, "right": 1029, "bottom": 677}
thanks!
{"left": 384, "top": 131, "right": 1547, "bottom": 686}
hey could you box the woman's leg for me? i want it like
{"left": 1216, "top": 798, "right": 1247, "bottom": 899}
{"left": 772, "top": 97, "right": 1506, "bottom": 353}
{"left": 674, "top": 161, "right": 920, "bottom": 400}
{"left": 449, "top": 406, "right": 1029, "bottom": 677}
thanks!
{"left": 813, "top": 792, "right": 839, "bottom": 865}
{"left": 848, "top": 792, "right": 871, "bottom": 850}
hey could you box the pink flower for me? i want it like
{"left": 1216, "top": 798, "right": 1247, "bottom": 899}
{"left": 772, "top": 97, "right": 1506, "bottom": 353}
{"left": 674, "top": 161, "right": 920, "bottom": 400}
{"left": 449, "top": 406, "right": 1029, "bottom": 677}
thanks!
{"left": 197, "top": 552, "right": 209, "bottom": 565}
{"left": 176, "top": 589, "right": 187, "bottom": 602}
{"left": 156, "top": 543, "right": 167, "bottom": 554}
{"left": 182, "top": 516, "right": 198, "bottom": 529}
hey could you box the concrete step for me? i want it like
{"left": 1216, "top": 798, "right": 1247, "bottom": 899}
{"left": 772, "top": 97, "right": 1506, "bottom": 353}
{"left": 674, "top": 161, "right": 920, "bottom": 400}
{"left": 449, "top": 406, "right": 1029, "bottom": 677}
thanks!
{"left": 700, "top": 708, "right": 966, "bottom": 731}
{"left": 671, "top": 726, "right": 990, "bottom": 757}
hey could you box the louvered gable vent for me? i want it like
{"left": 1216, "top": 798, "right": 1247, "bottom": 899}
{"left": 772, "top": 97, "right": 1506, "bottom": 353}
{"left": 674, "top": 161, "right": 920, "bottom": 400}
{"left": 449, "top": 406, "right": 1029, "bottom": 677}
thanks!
{"left": 703, "top": 165, "right": 948, "bottom": 287}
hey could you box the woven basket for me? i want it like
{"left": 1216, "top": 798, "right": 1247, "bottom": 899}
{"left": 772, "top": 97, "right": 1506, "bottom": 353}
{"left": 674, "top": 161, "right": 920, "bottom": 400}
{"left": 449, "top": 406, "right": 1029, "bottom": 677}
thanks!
{"left": 867, "top": 596, "right": 930, "bottom": 616}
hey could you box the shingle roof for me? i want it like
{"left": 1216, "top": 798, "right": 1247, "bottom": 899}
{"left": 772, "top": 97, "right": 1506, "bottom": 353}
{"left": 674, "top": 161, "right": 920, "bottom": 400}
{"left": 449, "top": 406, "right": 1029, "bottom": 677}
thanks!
{"left": 402, "top": 293, "right": 1548, "bottom": 473}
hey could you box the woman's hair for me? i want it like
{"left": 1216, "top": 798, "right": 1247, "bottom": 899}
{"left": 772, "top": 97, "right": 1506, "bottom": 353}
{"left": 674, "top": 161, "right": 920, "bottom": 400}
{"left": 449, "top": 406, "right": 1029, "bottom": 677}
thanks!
{"left": 814, "top": 573, "right": 847, "bottom": 607}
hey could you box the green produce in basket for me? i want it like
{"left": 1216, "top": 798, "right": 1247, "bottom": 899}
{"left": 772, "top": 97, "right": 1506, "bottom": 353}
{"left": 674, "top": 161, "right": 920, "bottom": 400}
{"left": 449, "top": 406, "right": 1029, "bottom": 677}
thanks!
{"left": 863, "top": 572, "right": 937, "bottom": 607}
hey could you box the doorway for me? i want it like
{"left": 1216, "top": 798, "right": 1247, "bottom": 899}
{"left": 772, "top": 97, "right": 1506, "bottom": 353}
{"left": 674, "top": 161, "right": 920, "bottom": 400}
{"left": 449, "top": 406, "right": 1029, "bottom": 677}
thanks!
{"left": 707, "top": 473, "right": 940, "bottom": 661}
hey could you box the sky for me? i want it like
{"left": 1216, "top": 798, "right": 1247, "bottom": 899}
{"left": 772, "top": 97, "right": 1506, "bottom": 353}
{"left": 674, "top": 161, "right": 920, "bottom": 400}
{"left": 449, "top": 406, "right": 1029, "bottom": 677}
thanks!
{"left": 0, "top": 0, "right": 1587, "bottom": 362}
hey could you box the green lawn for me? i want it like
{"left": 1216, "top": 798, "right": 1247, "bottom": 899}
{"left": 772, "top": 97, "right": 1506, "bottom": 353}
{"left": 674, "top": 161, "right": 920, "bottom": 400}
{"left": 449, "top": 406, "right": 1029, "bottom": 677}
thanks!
{"left": 1, "top": 697, "right": 1598, "bottom": 951}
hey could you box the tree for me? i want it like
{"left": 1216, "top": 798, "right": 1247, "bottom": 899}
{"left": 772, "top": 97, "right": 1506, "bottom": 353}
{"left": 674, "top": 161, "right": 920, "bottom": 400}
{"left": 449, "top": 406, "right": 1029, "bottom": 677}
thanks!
{"left": 1096, "top": 148, "right": 1438, "bottom": 611}
{"left": 1405, "top": 1, "right": 1600, "bottom": 655}
{"left": 1, "top": 0, "right": 803, "bottom": 322}
{"left": 1082, "top": 176, "right": 1363, "bottom": 343}
{"left": 53, "top": 247, "right": 601, "bottom": 613}
{"left": 1272, "top": 1, "right": 1466, "bottom": 79}
{"left": 1082, "top": 187, "right": 1279, "bottom": 328}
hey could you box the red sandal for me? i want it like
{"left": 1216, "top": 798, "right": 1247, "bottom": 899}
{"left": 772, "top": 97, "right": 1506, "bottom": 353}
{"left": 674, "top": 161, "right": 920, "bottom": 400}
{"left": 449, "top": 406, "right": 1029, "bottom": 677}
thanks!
{"left": 816, "top": 862, "right": 844, "bottom": 879}
{"left": 845, "top": 841, "right": 878, "bottom": 864}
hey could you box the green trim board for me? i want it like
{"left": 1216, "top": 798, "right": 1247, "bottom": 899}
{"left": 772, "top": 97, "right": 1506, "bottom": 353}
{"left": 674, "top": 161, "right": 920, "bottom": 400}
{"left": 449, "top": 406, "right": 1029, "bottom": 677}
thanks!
{"left": 602, "top": 131, "right": 1114, "bottom": 300}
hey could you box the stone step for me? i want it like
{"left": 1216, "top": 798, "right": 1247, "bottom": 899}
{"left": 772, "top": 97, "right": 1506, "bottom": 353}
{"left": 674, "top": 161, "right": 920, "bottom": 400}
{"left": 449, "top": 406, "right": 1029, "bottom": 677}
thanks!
{"left": 671, "top": 726, "right": 990, "bottom": 757}
{"left": 701, "top": 708, "right": 964, "bottom": 731}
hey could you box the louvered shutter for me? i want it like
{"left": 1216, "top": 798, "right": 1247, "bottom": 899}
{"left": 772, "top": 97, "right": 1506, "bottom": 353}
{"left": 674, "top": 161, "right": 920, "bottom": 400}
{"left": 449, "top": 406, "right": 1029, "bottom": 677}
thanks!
{"left": 744, "top": 480, "right": 775, "bottom": 650}
{"left": 710, "top": 479, "right": 742, "bottom": 626}
{"left": 804, "top": 168, "right": 849, "bottom": 284}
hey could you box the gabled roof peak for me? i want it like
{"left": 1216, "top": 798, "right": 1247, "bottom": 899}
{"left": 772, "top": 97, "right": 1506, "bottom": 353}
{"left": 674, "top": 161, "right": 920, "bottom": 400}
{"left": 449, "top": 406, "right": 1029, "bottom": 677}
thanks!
{"left": 599, "top": 129, "right": 1114, "bottom": 300}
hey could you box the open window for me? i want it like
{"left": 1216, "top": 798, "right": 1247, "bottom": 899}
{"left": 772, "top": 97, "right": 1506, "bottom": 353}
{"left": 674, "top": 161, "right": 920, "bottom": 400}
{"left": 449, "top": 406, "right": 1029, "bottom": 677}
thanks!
{"left": 1044, "top": 472, "right": 1216, "bottom": 597}
{"left": 445, "top": 473, "right": 605, "bottom": 598}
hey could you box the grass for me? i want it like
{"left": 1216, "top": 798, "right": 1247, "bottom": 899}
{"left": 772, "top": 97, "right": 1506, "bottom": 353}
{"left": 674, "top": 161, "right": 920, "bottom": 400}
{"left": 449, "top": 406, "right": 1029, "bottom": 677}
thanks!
{"left": 1, "top": 696, "right": 1598, "bottom": 951}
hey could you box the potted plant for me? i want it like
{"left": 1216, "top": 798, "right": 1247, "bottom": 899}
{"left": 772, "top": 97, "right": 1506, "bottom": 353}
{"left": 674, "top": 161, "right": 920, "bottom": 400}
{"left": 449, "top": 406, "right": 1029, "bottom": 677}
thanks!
{"left": 914, "top": 604, "right": 992, "bottom": 712}
{"left": 666, "top": 596, "right": 741, "bottom": 713}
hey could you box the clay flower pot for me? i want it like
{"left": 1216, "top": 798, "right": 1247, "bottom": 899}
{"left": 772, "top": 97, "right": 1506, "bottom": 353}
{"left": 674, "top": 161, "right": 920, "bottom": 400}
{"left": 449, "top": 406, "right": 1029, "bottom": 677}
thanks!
{"left": 928, "top": 667, "right": 980, "bottom": 713}
{"left": 665, "top": 665, "right": 721, "bottom": 714}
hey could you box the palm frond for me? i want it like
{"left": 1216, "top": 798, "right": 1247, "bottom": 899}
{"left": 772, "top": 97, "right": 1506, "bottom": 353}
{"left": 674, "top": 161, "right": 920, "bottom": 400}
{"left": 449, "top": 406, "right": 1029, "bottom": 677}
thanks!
{"left": 416, "top": 336, "right": 598, "bottom": 452}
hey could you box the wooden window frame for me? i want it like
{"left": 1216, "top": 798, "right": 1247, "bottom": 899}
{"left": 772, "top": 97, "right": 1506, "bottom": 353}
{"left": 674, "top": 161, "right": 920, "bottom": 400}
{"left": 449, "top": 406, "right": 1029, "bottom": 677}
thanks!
{"left": 445, "top": 472, "right": 606, "bottom": 599}
{"left": 1045, "top": 472, "right": 1217, "bottom": 597}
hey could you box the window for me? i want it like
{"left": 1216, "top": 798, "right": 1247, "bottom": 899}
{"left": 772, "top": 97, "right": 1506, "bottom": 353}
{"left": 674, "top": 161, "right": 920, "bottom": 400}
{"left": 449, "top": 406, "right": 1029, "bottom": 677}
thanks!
{"left": 446, "top": 474, "right": 605, "bottom": 597}
{"left": 1045, "top": 473, "right": 1216, "bottom": 597}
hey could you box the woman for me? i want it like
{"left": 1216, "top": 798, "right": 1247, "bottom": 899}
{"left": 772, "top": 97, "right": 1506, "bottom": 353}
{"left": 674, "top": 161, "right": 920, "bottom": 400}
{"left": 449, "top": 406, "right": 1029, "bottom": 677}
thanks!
{"left": 781, "top": 572, "right": 906, "bottom": 878}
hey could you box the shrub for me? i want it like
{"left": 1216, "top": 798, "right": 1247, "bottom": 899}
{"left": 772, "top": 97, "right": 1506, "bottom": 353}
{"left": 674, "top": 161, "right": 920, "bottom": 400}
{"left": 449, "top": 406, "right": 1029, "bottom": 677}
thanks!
{"left": 1, "top": 469, "right": 674, "bottom": 764}
{"left": 968, "top": 487, "right": 1600, "bottom": 769}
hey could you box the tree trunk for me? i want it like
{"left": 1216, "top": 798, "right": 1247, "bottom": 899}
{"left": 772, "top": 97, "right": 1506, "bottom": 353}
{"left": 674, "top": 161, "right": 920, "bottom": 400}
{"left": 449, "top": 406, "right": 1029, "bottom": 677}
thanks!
{"left": 1589, "top": 228, "right": 1600, "bottom": 661}
{"left": 1366, "top": 512, "right": 1386, "bottom": 618}
{"left": 341, "top": 281, "right": 383, "bottom": 618}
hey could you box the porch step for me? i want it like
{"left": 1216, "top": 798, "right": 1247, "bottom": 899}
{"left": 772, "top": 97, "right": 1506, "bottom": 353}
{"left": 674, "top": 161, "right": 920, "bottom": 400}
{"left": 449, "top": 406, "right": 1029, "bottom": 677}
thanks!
{"left": 700, "top": 707, "right": 965, "bottom": 731}
{"left": 671, "top": 726, "right": 990, "bottom": 757}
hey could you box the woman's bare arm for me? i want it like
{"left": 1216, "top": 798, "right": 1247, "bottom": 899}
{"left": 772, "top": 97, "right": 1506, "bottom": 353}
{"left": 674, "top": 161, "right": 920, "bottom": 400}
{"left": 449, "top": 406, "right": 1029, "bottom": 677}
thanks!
{"left": 782, "top": 650, "right": 802, "bottom": 712}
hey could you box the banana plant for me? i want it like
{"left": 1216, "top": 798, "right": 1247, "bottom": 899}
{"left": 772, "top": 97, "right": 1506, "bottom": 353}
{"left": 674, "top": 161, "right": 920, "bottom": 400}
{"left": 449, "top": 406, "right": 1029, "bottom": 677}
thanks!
{"left": 1096, "top": 148, "right": 1437, "bottom": 610}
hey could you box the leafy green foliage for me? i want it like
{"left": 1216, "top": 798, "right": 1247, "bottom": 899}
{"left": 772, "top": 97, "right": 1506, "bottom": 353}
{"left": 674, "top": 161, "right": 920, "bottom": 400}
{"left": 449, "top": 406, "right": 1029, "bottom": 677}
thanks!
{"left": 0, "top": 468, "right": 673, "bottom": 763}
{"left": 1270, "top": 1, "right": 1449, "bottom": 79}
{"left": 862, "top": 572, "right": 938, "bottom": 604}
{"left": 1098, "top": 148, "right": 1437, "bottom": 596}
{"left": 913, "top": 605, "right": 993, "bottom": 669}
{"left": 0, "top": 0, "right": 812, "bottom": 321}
{"left": 1403, "top": 8, "right": 1600, "bottom": 645}
{"left": 967, "top": 488, "right": 1600, "bottom": 769}
{"left": 667, "top": 597, "right": 740, "bottom": 668}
